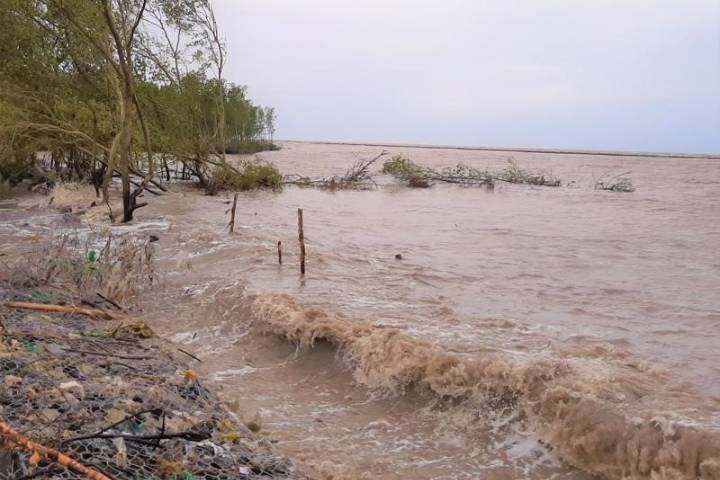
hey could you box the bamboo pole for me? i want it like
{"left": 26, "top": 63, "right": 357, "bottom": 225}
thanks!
{"left": 0, "top": 420, "right": 111, "bottom": 480}
{"left": 277, "top": 240, "right": 283, "bottom": 265}
{"left": 297, "top": 209, "right": 306, "bottom": 275}
{"left": 228, "top": 192, "right": 238, "bottom": 233}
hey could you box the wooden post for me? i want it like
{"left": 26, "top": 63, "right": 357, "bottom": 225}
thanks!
{"left": 228, "top": 192, "right": 238, "bottom": 233}
{"left": 277, "top": 240, "right": 283, "bottom": 264}
{"left": 297, "top": 208, "right": 306, "bottom": 275}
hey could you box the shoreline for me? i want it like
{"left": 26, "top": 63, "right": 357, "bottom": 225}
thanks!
{"left": 281, "top": 139, "right": 720, "bottom": 159}
{"left": 0, "top": 205, "right": 303, "bottom": 479}
{"left": 0, "top": 286, "right": 301, "bottom": 479}
{"left": 3, "top": 158, "right": 720, "bottom": 479}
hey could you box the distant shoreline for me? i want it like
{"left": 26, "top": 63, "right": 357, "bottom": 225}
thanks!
{"left": 281, "top": 139, "right": 720, "bottom": 160}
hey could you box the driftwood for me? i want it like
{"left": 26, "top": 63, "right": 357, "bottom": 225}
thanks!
{"left": 0, "top": 420, "right": 111, "bottom": 480}
{"left": 4, "top": 302, "right": 123, "bottom": 320}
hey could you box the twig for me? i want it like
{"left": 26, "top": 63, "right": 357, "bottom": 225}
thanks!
{"left": 100, "top": 361, "right": 139, "bottom": 371}
{"left": 283, "top": 150, "right": 389, "bottom": 190}
{"left": 80, "top": 300, "right": 111, "bottom": 320}
{"left": 154, "top": 411, "right": 166, "bottom": 450}
{"left": 343, "top": 150, "right": 388, "bottom": 182}
{"left": 63, "top": 429, "right": 209, "bottom": 444}
{"left": 0, "top": 420, "right": 111, "bottom": 480}
{"left": 177, "top": 348, "right": 202, "bottom": 362}
{"left": 95, "top": 292, "right": 124, "bottom": 311}
{"left": 62, "top": 408, "right": 163, "bottom": 445}
{"left": 63, "top": 348, "right": 152, "bottom": 361}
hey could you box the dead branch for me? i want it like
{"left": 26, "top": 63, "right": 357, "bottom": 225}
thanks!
{"left": 4, "top": 302, "right": 124, "bottom": 320}
{"left": 0, "top": 420, "right": 111, "bottom": 480}
{"left": 61, "top": 348, "right": 152, "bottom": 361}
{"left": 283, "top": 151, "right": 388, "bottom": 190}
{"left": 177, "top": 348, "right": 202, "bottom": 362}
{"left": 61, "top": 408, "right": 163, "bottom": 446}
{"left": 342, "top": 150, "right": 389, "bottom": 182}
{"left": 594, "top": 171, "right": 635, "bottom": 192}
{"left": 95, "top": 292, "right": 124, "bottom": 311}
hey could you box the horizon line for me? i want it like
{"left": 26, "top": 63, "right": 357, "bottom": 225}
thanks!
{"left": 278, "top": 139, "right": 720, "bottom": 160}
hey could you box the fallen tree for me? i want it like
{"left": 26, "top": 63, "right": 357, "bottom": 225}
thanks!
{"left": 284, "top": 150, "right": 389, "bottom": 190}
{"left": 594, "top": 171, "right": 635, "bottom": 192}
{"left": 381, "top": 156, "right": 560, "bottom": 188}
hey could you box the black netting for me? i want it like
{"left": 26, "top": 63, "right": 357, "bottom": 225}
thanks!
{"left": 0, "top": 289, "right": 296, "bottom": 479}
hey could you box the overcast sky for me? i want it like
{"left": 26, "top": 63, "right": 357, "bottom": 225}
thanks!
{"left": 215, "top": 0, "right": 720, "bottom": 153}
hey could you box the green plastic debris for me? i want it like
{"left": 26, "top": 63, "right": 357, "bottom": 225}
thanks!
{"left": 87, "top": 250, "right": 98, "bottom": 263}
{"left": 22, "top": 340, "right": 39, "bottom": 354}
{"left": 176, "top": 472, "right": 195, "bottom": 480}
{"left": 129, "top": 418, "right": 144, "bottom": 434}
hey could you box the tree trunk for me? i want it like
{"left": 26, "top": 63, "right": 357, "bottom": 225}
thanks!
{"left": 217, "top": 76, "right": 226, "bottom": 160}
{"left": 119, "top": 89, "right": 134, "bottom": 223}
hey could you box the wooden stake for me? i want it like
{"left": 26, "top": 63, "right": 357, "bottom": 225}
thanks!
{"left": 228, "top": 192, "right": 238, "bottom": 233}
{"left": 297, "top": 208, "right": 306, "bottom": 275}
{"left": 277, "top": 240, "right": 283, "bottom": 265}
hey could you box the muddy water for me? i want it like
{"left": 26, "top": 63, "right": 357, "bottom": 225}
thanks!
{"left": 132, "top": 142, "right": 720, "bottom": 479}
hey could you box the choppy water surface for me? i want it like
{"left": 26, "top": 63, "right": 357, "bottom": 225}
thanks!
{"left": 129, "top": 142, "right": 720, "bottom": 479}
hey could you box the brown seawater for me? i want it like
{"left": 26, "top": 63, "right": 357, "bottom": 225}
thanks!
{"left": 8, "top": 141, "right": 716, "bottom": 479}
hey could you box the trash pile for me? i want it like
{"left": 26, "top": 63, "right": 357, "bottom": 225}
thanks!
{"left": 0, "top": 288, "right": 298, "bottom": 479}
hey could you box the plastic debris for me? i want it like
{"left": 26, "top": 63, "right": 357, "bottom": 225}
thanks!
{"left": 0, "top": 288, "right": 295, "bottom": 479}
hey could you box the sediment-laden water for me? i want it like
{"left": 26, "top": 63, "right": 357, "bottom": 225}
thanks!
{"left": 4, "top": 142, "right": 719, "bottom": 479}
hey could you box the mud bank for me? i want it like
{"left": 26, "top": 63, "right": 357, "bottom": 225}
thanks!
{"left": 252, "top": 294, "right": 720, "bottom": 480}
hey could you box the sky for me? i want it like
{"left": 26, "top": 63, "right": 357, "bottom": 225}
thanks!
{"left": 215, "top": 0, "right": 720, "bottom": 154}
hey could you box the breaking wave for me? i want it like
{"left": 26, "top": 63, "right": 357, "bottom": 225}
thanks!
{"left": 251, "top": 294, "right": 720, "bottom": 480}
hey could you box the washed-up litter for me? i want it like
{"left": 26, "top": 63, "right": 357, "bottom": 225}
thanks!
{"left": 0, "top": 289, "right": 297, "bottom": 479}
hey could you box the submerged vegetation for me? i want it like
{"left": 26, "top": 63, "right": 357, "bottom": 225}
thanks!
{"left": 284, "top": 152, "right": 571, "bottom": 193}
{"left": 496, "top": 158, "right": 561, "bottom": 187}
{"left": 594, "top": 171, "right": 636, "bottom": 192}
{"left": 207, "top": 158, "right": 283, "bottom": 195}
{"left": 0, "top": 0, "right": 276, "bottom": 220}
{"left": 382, "top": 155, "right": 560, "bottom": 188}
{"left": 284, "top": 151, "right": 389, "bottom": 191}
